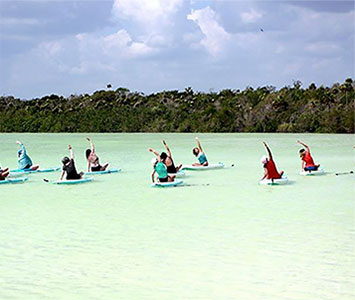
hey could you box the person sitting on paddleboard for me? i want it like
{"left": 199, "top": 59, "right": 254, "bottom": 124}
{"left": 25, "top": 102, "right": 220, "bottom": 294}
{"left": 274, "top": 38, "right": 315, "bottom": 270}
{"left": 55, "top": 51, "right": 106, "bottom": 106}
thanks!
{"left": 85, "top": 137, "right": 109, "bottom": 172}
{"left": 16, "top": 141, "right": 39, "bottom": 171}
{"left": 0, "top": 166, "right": 9, "bottom": 180}
{"left": 260, "top": 142, "right": 284, "bottom": 180}
{"left": 59, "top": 145, "right": 84, "bottom": 181}
{"left": 192, "top": 137, "right": 208, "bottom": 166}
{"left": 148, "top": 140, "right": 182, "bottom": 174}
{"left": 297, "top": 140, "right": 320, "bottom": 171}
{"left": 149, "top": 151, "right": 175, "bottom": 183}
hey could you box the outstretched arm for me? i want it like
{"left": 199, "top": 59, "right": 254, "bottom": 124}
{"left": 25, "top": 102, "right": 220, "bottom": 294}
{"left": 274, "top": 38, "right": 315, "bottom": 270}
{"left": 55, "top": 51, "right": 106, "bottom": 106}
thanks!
{"left": 87, "top": 137, "right": 95, "bottom": 152}
{"left": 297, "top": 140, "right": 310, "bottom": 152}
{"left": 59, "top": 170, "right": 65, "bottom": 181}
{"left": 162, "top": 140, "right": 172, "bottom": 157}
{"left": 151, "top": 170, "right": 156, "bottom": 183}
{"left": 263, "top": 142, "right": 273, "bottom": 160}
{"left": 68, "top": 145, "right": 74, "bottom": 160}
{"left": 195, "top": 137, "right": 203, "bottom": 152}
{"left": 148, "top": 148, "right": 160, "bottom": 157}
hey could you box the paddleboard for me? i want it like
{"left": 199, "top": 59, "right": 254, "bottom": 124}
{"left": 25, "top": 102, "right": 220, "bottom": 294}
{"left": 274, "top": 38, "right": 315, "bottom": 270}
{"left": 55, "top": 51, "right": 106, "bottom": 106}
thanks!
{"left": 10, "top": 167, "right": 60, "bottom": 174}
{"left": 168, "top": 170, "right": 186, "bottom": 178}
{"left": 259, "top": 174, "right": 289, "bottom": 185}
{"left": 300, "top": 167, "right": 324, "bottom": 176}
{"left": 0, "top": 177, "right": 28, "bottom": 185}
{"left": 151, "top": 179, "right": 183, "bottom": 188}
{"left": 181, "top": 163, "right": 224, "bottom": 171}
{"left": 85, "top": 168, "right": 121, "bottom": 175}
{"left": 52, "top": 178, "right": 93, "bottom": 185}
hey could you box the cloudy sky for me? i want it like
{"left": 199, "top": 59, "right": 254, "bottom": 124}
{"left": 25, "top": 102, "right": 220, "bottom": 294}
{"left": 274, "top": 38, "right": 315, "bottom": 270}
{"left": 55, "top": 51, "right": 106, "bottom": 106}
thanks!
{"left": 0, "top": 0, "right": 354, "bottom": 99}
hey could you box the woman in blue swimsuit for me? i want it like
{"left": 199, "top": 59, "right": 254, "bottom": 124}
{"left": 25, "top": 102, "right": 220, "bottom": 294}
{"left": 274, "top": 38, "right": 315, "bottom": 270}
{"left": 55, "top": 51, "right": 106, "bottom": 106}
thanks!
{"left": 192, "top": 137, "right": 209, "bottom": 166}
{"left": 16, "top": 141, "right": 39, "bottom": 171}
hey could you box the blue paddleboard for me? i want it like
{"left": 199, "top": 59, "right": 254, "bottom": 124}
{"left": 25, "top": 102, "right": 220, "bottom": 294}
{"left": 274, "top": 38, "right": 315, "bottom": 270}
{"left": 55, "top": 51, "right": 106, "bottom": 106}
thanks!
{"left": 51, "top": 178, "right": 93, "bottom": 185}
{"left": 0, "top": 177, "right": 29, "bottom": 185}
{"left": 151, "top": 179, "right": 183, "bottom": 188}
{"left": 10, "top": 167, "right": 60, "bottom": 174}
{"left": 85, "top": 168, "right": 121, "bottom": 175}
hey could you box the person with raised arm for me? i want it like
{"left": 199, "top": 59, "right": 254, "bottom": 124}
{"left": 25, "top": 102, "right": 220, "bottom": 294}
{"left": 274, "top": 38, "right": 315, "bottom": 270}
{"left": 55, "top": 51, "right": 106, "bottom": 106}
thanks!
{"left": 0, "top": 165, "right": 9, "bottom": 180}
{"left": 148, "top": 149, "right": 175, "bottom": 183}
{"left": 85, "top": 137, "right": 109, "bottom": 172}
{"left": 149, "top": 140, "right": 182, "bottom": 174}
{"left": 297, "top": 140, "right": 320, "bottom": 171}
{"left": 192, "top": 137, "right": 208, "bottom": 167}
{"left": 260, "top": 141, "right": 284, "bottom": 180}
{"left": 59, "top": 145, "right": 84, "bottom": 181}
{"left": 16, "top": 141, "right": 39, "bottom": 171}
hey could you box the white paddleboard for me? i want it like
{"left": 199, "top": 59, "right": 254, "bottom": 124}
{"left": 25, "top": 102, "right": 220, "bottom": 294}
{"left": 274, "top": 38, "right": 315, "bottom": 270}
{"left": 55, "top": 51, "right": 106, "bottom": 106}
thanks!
{"left": 259, "top": 174, "right": 289, "bottom": 185}
{"left": 181, "top": 163, "right": 224, "bottom": 171}
{"left": 300, "top": 167, "right": 324, "bottom": 176}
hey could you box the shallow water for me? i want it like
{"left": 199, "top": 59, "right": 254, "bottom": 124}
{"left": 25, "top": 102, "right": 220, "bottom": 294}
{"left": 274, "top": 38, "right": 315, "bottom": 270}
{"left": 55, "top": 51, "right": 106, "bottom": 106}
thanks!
{"left": 0, "top": 133, "right": 354, "bottom": 300}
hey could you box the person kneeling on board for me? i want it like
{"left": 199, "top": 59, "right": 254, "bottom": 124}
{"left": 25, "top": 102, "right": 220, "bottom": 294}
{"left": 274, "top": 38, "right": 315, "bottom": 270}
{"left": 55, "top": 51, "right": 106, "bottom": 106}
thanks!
{"left": 260, "top": 142, "right": 284, "bottom": 180}
{"left": 85, "top": 137, "right": 109, "bottom": 172}
{"left": 297, "top": 140, "right": 320, "bottom": 171}
{"left": 192, "top": 137, "right": 209, "bottom": 167}
{"left": 16, "top": 141, "right": 39, "bottom": 171}
{"left": 59, "top": 145, "right": 84, "bottom": 181}
{"left": 150, "top": 155, "right": 175, "bottom": 183}
{"left": 0, "top": 166, "right": 9, "bottom": 180}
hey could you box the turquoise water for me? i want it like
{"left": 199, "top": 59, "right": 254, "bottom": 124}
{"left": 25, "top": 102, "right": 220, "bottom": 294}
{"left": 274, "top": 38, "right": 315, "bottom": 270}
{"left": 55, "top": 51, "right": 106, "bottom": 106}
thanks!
{"left": 0, "top": 133, "right": 354, "bottom": 300}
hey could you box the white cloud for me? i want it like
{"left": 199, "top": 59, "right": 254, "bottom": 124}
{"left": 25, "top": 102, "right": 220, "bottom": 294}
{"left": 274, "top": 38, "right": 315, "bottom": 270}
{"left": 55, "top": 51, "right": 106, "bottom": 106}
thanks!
{"left": 112, "top": 0, "right": 183, "bottom": 24}
{"left": 240, "top": 9, "right": 263, "bottom": 23}
{"left": 187, "top": 7, "right": 230, "bottom": 56}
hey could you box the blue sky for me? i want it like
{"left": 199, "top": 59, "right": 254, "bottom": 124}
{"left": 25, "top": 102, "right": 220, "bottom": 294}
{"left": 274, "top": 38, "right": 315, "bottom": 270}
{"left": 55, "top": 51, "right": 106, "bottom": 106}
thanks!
{"left": 0, "top": 0, "right": 354, "bottom": 99}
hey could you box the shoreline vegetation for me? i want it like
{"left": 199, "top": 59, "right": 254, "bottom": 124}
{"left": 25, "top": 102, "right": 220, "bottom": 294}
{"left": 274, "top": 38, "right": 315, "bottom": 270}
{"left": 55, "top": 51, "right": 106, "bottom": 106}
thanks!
{"left": 0, "top": 79, "right": 353, "bottom": 133}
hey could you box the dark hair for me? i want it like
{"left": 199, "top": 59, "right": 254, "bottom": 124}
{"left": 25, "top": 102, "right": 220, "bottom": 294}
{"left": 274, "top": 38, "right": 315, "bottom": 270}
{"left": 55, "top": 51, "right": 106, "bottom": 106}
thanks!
{"left": 86, "top": 149, "right": 91, "bottom": 159}
{"left": 62, "top": 156, "right": 70, "bottom": 165}
{"left": 160, "top": 152, "right": 168, "bottom": 161}
{"left": 192, "top": 147, "right": 199, "bottom": 156}
{"left": 299, "top": 149, "right": 306, "bottom": 154}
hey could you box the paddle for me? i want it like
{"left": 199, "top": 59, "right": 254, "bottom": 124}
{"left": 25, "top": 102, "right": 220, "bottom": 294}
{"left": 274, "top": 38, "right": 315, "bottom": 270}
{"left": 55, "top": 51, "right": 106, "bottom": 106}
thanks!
{"left": 335, "top": 171, "right": 353, "bottom": 176}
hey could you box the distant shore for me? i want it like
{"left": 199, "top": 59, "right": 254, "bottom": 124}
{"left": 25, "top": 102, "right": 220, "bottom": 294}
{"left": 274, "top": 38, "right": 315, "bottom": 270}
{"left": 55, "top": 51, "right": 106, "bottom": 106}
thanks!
{"left": 0, "top": 79, "right": 353, "bottom": 133}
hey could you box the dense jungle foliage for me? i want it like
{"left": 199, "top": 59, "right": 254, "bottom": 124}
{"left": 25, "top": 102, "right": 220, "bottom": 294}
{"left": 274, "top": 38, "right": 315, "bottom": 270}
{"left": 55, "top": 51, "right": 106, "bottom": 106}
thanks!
{"left": 0, "top": 79, "right": 353, "bottom": 133}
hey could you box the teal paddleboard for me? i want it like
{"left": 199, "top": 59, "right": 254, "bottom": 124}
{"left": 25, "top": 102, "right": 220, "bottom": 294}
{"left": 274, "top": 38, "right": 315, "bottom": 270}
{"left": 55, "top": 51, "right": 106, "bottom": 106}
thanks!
{"left": 52, "top": 178, "right": 93, "bottom": 185}
{"left": 0, "top": 177, "right": 29, "bottom": 185}
{"left": 85, "top": 168, "right": 121, "bottom": 175}
{"left": 10, "top": 167, "right": 60, "bottom": 174}
{"left": 151, "top": 179, "right": 183, "bottom": 188}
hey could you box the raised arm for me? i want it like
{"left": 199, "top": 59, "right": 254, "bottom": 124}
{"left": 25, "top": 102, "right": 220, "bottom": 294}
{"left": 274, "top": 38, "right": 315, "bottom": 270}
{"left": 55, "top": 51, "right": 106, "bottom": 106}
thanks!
{"left": 195, "top": 137, "right": 203, "bottom": 152}
{"left": 148, "top": 148, "right": 160, "bottom": 157}
{"left": 68, "top": 145, "right": 74, "bottom": 160}
{"left": 87, "top": 137, "right": 95, "bottom": 152}
{"left": 16, "top": 141, "right": 26, "bottom": 156}
{"left": 263, "top": 142, "right": 273, "bottom": 160}
{"left": 297, "top": 140, "right": 310, "bottom": 152}
{"left": 162, "top": 140, "right": 172, "bottom": 157}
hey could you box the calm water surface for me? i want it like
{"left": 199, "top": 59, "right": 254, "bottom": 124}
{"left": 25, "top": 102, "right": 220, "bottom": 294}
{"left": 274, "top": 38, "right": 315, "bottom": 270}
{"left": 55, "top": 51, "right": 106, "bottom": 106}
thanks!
{"left": 0, "top": 133, "right": 354, "bottom": 300}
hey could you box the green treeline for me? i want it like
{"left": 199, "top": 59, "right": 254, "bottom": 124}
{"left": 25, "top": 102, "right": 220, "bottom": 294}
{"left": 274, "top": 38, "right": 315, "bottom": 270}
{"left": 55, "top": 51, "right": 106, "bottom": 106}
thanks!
{"left": 0, "top": 79, "right": 353, "bottom": 133}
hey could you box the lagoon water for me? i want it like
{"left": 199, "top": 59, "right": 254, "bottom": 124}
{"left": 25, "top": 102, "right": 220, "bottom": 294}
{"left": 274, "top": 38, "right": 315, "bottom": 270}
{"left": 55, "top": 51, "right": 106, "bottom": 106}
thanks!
{"left": 0, "top": 133, "right": 354, "bottom": 300}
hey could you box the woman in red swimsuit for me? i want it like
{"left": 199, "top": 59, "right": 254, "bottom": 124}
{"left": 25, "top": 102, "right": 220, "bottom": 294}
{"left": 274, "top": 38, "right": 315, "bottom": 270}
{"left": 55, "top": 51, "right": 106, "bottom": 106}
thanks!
{"left": 297, "top": 140, "right": 320, "bottom": 171}
{"left": 260, "top": 142, "right": 284, "bottom": 180}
